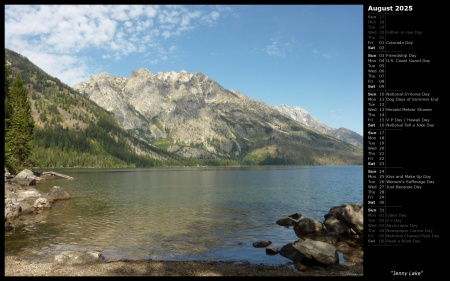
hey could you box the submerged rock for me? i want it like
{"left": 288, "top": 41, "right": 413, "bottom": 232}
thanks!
{"left": 54, "top": 251, "right": 105, "bottom": 265}
{"left": 252, "top": 240, "right": 272, "bottom": 248}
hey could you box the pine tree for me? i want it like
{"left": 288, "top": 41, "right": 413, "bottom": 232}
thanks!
{"left": 5, "top": 50, "right": 11, "bottom": 125}
{"left": 4, "top": 72, "right": 35, "bottom": 174}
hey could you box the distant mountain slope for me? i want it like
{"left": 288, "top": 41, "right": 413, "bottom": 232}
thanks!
{"left": 74, "top": 68, "right": 363, "bottom": 165}
{"left": 275, "top": 104, "right": 363, "bottom": 149}
{"left": 5, "top": 48, "right": 177, "bottom": 168}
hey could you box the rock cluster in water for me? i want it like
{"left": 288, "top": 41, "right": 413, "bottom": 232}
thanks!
{"left": 5, "top": 168, "right": 72, "bottom": 232}
{"left": 252, "top": 204, "right": 363, "bottom": 271}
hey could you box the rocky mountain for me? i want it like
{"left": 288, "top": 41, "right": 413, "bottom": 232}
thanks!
{"left": 274, "top": 105, "right": 363, "bottom": 149}
{"left": 74, "top": 68, "right": 363, "bottom": 165}
{"left": 5, "top": 48, "right": 362, "bottom": 167}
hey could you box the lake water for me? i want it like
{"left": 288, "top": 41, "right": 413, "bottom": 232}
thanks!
{"left": 4, "top": 165, "right": 363, "bottom": 266}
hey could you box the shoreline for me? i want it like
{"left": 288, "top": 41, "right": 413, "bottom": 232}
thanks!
{"left": 5, "top": 169, "right": 363, "bottom": 277}
{"left": 4, "top": 255, "right": 363, "bottom": 277}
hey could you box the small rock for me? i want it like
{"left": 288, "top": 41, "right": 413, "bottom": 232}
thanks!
{"left": 289, "top": 213, "right": 302, "bottom": 220}
{"left": 265, "top": 246, "right": 278, "bottom": 255}
{"left": 276, "top": 217, "right": 296, "bottom": 227}
{"left": 252, "top": 240, "right": 272, "bottom": 248}
{"left": 282, "top": 262, "right": 295, "bottom": 272}
{"left": 296, "top": 262, "right": 309, "bottom": 272}
{"left": 54, "top": 251, "right": 105, "bottom": 265}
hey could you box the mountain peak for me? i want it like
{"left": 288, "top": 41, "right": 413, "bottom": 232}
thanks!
{"left": 98, "top": 72, "right": 114, "bottom": 79}
{"left": 155, "top": 70, "right": 194, "bottom": 83}
{"left": 130, "top": 68, "right": 154, "bottom": 78}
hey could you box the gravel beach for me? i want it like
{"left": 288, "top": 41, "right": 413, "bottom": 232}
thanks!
{"left": 4, "top": 256, "right": 363, "bottom": 277}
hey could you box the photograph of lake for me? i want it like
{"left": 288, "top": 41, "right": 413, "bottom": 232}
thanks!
{"left": 5, "top": 165, "right": 362, "bottom": 266}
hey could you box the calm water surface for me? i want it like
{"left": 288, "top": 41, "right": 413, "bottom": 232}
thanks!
{"left": 5, "top": 165, "right": 362, "bottom": 265}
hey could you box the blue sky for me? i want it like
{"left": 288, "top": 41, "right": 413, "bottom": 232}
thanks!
{"left": 5, "top": 5, "right": 363, "bottom": 136}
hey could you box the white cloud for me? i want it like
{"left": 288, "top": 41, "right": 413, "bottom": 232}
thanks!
{"left": 5, "top": 4, "right": 223, "bottom": 86}
{"left": 201, "top": 11, "right": 220, "bottom": 25}
{"left": 265, "top": 40, "right": 284, "bottom": 57}
{"left": 181, "top": 10, "right": 201, "bottom": 26}
{"left": 22, "top": 50, "right": 90, "bottom": 87}
{"left": 311, "top": 48, "right": 333, "bottom": 59}
{"left": 263, "top": 36, "right": 293, "bottom": 57}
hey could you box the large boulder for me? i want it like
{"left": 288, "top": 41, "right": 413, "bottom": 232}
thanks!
{"left": 13, "top": 169, "right": 38, "bottom": 185}
{"left": 10, "top": 169, "right": 44, "bottom": 186}
{"left": 5, "top": 198, "right": 22, "bottom": 221}
{"left": 279, "top": 239, "right": 339, "bottom": 266}
{"left": 46, "top": 186, "right": 71, "bottom": 201}
{"left": 13, "top": 188, "right": 42, "bottom": 214}
{"left": 10, "top": 177, "right": 36, "bottom": 186}
{"left": 323, "top": 216, "right": 349, "bottom": 236}
{"left": 293, "top": 217, "right": 326, "bottom": 237}
{"left": 17, "top": 189, "right": 42, "bottom": 203}
{"left": 276, "top": 203, "right": 364, "bottom": 269}
{"left": 278, "top": 242, "right": 304, "bottom": 262}
{"left": 335, "top": 241, "right": 363, "bottom": 264}
{"left": 343, "top": 204, "right": 363, "bottom": 234}
{"left": 33, "top": 198, "right": 52, "bottom": 209}
{"left": 15, "top": 169, "right": 36, "bottom": 179}
{"left": 323, "top": 204, "right": 363, "bottom": 237}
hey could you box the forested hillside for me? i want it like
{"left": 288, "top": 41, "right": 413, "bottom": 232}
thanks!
{"left": 5, "top": 48, "right": 187, "bottom": 168}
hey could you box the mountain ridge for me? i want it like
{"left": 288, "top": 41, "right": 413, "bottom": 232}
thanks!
{"left": 6, "top": 48, "right": 363, "bottom": 167}
{"left": 73, "top": 67, "right": 363, "bottom": 164}
{"left": 275, "top": 104, "right": 363, "bottom": 149}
